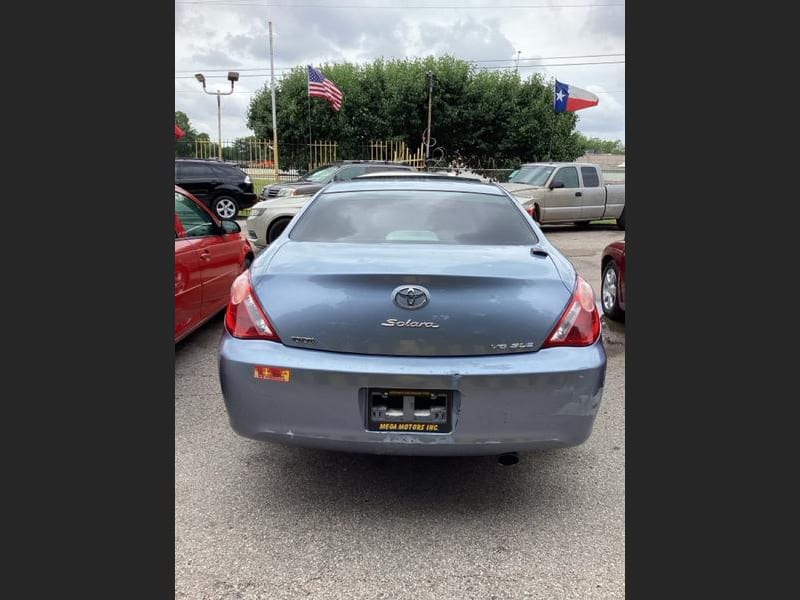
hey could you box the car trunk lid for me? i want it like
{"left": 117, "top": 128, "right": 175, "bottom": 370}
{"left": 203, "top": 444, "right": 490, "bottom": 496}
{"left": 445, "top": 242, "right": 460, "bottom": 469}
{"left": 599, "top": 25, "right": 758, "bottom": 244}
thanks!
{"left": 251, "top": 242, "right": 573, "bottom": 357}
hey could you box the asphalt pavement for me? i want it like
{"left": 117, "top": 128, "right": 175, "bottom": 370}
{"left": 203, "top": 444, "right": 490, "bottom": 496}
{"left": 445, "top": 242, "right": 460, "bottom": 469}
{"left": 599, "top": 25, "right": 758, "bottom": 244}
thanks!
{"left": 176, "top": 224, "right": 625, "bottom": 599}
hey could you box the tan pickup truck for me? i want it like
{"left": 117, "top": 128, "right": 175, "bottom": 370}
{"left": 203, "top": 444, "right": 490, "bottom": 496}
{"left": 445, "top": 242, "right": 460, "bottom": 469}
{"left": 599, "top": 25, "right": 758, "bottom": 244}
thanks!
{"left": 502, "top": 162, "right": 625, "bottom": 229}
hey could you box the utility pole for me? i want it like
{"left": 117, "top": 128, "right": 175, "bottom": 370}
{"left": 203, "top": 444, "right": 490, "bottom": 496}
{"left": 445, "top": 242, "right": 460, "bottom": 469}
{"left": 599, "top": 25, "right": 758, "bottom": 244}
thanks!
{"left": 425, "top": 71, "right": 433, "bottom": 168}
{"left": 515, "top": 50, "right": 521, "bottom": 75}
{"left": 269, "top": 21, "right": 279, "bottom": 181}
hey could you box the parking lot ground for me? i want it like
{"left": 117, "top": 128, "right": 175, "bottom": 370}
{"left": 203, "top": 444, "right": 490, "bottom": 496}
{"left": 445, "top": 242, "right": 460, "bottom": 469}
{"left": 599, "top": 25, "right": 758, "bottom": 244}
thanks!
{"left": 176, "top": 224, "right": 625, "bottom": 599}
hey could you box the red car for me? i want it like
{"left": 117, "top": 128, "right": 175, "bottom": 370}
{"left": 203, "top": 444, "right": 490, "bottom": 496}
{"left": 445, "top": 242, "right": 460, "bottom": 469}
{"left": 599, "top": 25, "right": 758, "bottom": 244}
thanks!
{"left": 601, "top": 240, "right": 625, "bottom": 321}
{"left": 175, "top": 185, "right": 254, "bottom": 343}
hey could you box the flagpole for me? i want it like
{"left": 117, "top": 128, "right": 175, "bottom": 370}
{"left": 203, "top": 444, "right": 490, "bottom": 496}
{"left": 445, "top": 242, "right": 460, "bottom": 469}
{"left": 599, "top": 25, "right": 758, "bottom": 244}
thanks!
{"left": 548, "top": 81, "right": 557, "bottom": 161}
{"left": 307, "top": 67, "right": 312, "bottom": 171}
{"left": 268, "top": 21, "right": 279, "bottom": 182}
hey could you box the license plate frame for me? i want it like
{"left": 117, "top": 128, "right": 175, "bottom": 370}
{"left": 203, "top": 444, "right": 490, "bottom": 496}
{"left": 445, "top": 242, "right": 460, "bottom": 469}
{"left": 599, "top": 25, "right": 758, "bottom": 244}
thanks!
{"left": 366, "top": 388, "right": 453, "bottom": 434}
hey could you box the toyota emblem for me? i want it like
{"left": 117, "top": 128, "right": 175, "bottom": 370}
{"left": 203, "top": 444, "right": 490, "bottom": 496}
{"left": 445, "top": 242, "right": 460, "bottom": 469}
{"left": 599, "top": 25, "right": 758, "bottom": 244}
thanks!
{"left": 392, "top": 285, "right": 431, "bottom": 310}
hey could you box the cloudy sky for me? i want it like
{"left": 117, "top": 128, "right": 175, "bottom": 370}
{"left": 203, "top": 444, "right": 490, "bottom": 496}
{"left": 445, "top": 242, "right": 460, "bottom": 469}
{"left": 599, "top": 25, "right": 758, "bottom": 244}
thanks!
{"left": 175, "top": 1, "right": 624, "bottom": 144}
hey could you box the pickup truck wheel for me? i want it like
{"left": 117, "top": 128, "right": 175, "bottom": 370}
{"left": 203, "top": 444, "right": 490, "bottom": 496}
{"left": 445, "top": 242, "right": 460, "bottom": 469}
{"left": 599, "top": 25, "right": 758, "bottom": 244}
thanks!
{"left": 617, "top": 209, "right": 625, "bottom": 230}
{"left": 601, "top": 260, "right": 625, "bottom": 322}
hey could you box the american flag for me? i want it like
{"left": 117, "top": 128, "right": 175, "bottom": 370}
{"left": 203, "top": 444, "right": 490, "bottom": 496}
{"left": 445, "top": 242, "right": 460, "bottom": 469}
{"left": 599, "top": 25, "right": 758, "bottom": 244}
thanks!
{"left": 307, "top": 65, "right": 343, "bottom": 111}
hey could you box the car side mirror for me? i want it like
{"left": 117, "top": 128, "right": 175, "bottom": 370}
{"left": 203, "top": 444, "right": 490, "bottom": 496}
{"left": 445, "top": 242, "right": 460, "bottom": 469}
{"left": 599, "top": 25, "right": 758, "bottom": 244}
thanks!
{"left": 549, "top": 181, "right": 565, "bottom": 190}
{"left": 220, "top": 220, "right": 241, "bottom": 233}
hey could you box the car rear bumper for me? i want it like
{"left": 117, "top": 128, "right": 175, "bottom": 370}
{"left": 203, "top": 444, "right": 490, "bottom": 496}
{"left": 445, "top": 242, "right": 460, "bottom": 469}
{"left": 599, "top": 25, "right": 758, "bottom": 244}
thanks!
{"left": 218, "top": 332, "right": 607, "bottom": 456}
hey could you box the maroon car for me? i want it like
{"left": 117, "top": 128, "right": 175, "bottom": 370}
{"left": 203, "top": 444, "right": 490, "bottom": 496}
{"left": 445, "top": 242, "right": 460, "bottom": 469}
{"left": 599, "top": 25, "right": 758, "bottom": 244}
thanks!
{"left": 175, "top": 185, "right": 254, "bottom": 343}
{"left": 601, "top": 240, "right": 625, "bottom": 321}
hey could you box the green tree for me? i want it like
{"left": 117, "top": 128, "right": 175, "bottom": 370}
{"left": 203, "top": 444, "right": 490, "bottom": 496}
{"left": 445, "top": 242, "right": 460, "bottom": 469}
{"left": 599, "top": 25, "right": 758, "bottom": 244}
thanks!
{"left": 247, "top": 56, "right": 585, "bottom": 169}
{"left": 575, "top": 133, "right": 625, "bottom": 155}
{"left": 175, "top": 111, "right": 202, "bottom": 157}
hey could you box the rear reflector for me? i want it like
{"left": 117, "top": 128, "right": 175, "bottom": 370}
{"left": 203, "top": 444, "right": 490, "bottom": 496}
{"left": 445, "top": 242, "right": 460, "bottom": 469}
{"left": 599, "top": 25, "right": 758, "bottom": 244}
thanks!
{"left": 253, "top": 366, "right": 291, "bottom": 382}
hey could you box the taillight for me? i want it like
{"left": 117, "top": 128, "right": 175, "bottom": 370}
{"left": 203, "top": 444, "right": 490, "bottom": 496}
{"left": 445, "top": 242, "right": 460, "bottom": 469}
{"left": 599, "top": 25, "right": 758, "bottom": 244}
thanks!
{"left": 542, "top": 276, "right": 600, "bottom": 348}
{"left": 224, "top": 271, "right": 281, "bottom": 341}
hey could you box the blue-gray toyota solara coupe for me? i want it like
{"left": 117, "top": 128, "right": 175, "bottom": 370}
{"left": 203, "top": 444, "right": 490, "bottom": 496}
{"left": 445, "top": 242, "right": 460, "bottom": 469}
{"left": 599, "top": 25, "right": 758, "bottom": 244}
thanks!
{"left": 219, "top": 176, "right": 606, "bottom": 457}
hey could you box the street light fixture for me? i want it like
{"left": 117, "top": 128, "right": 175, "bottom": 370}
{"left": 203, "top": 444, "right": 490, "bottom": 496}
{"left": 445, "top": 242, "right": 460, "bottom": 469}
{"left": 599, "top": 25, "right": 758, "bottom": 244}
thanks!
{"left": 194, "top": 71, "right": 238, "bottom": 160}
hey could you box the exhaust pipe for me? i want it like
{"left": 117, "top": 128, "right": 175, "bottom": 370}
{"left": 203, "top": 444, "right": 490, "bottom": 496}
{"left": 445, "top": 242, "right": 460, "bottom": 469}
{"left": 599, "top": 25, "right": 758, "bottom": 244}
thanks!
{"left": 497, "top": 452, "right": 519, "bottom": 466}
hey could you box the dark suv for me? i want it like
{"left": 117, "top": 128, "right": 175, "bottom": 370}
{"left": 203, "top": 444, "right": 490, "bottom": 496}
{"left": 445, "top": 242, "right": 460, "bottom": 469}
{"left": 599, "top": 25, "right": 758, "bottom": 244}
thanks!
{"left": 175, "top": 159, "right": 257, "bottom": 219}
{"left": 260, "top": 160, "right": 415, "bottom": 201}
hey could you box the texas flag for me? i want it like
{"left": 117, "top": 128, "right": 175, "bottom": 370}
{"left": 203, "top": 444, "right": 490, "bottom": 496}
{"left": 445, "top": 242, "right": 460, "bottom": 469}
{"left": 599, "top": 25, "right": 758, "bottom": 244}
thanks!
{"left": 553, "top": 80, "right": 599, "bottom": 112}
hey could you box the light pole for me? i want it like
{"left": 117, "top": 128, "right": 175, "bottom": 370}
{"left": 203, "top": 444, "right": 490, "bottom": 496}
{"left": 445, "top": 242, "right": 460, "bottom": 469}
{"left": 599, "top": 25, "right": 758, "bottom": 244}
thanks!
{"left": 195, "top": 72, "right": 239, "bottom": 160}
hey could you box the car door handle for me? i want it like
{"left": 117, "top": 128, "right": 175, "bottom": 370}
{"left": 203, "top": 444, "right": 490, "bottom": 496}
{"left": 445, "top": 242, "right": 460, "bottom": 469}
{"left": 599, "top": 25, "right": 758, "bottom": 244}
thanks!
{"left": 199, "top": 250, "right": 211, "bottom": 261}
{"left": 575, "top": 192, "right": 582, "bottom": 197}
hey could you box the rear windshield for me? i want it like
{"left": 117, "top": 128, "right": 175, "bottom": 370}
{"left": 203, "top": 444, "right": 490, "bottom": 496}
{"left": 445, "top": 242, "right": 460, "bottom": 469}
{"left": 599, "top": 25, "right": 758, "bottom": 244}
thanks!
{"left": 289, "top": 190, "right": 537, "bottom": 245}
{"left": 212, "top": 164, "right": 243, "bottom": 178}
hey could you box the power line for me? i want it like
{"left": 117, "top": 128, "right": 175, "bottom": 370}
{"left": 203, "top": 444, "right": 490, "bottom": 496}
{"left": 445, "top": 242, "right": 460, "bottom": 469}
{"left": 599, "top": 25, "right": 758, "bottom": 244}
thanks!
{"left": 177, "top": 66, "right": 302, "bottom": 75}
{"left": 175, "top": 52, "right": 625, "bottom": 73}
{"left": 175, "top": 89, "right": 258, "bottom": 94}
{"left": 176, "top": 73, "right": 287, "bottom": 79}
{"left": 175, "top": 88, "right": 625, "bottom": 95}
{"left": 482, "top": 60, "right": 624, "bottom": 69}
{"left": 472, "top": 53, "right": 624, "bottom": 63}
{"left": 176, "top": 60, "right": 624, "bottom": 79}
{"left": 176, "top": 2, "right": 624, "bottom": 8}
